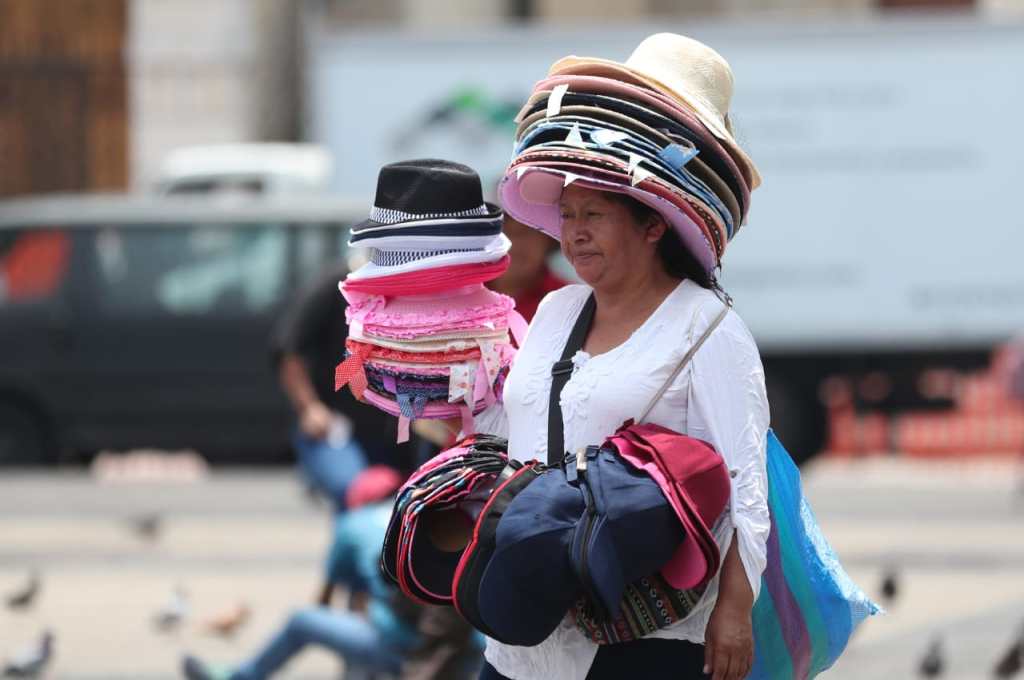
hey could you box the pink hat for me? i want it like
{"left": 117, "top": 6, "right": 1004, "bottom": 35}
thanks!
{"left": 508, "top": 149, "right": 727, "bottom": 258}
{"left": 607, "top": 423, "right": 731, "bottom": 590}
{"left": 345, "top": 285, "right": 516, "bottom": 335}
{"left": 346, "top": 465, "right": 405, "bottom": 509}
{"left": 341, "top": 257, "right": 510, "bottom": 300}
{"left": 501, "top": 164, "right": 719, "bottom": 272}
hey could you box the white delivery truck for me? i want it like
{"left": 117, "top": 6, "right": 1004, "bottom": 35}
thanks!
{"left": 305, "top": 14, "right": 1024, "bottom": 462}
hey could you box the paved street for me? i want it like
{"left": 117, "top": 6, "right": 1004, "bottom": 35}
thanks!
{"left": 1, "top": 456, "right": 1023, "bottom": 679}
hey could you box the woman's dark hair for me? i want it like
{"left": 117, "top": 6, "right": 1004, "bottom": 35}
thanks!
{"left": 607, "top": 193, "right": 719, "bottom": 292}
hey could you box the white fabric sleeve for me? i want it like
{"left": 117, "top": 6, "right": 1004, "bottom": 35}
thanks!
{"left": 685, "top": 304, "right": 771, "bottom": 599}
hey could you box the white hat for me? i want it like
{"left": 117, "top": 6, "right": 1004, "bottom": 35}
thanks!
{"left": 548, "top": 33, "right": 761, "bottom": 190}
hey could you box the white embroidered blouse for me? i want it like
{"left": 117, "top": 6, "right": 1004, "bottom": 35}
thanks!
{"left": 474, "top": 280, "right": 771, "bottom": 680}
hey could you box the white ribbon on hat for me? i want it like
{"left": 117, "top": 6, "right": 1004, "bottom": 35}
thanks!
{"left": 546, "top": 83, "right": 570, "bottom": 118}
{"left": 564, "top": 122, "right": 587, "bottom": 149}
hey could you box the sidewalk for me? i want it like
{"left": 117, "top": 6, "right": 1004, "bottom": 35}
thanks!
{"left": 1, "top": 460, "right": 1021, "bottom": 679}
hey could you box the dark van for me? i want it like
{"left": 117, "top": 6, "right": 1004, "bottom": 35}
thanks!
{"left": 0, "top": 194, "right": 363, "bottom": 464}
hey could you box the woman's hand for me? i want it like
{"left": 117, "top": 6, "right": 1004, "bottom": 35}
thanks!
{"left": 704, "top": 596, "right": 753, "bottom": 680}
{"left": 411, "top": 418, "right": 460, "bottom": 447}
{"left": 704, "top": 532, "right": 754, "bottom": 680}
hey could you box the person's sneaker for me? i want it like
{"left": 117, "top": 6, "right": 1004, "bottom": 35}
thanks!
{"left": 181, "top": 654, "right": 234, "bottom": 680}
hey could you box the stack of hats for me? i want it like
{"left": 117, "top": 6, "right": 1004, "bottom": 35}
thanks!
{"left": 380, "top": 434, "right": 512, "bottom": 605}
{"left": 379, "top": 424, "right": 732, "bottom": 648}
{"left": 335, "top": 160, "right": 526, "bottom": 442}
{"left": 500, "top": 33, "right": 761, "bottom": 273}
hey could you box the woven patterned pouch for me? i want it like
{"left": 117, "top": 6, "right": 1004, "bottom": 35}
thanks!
{"left": 574, "top": 573, "right": 706, "bottom": 644}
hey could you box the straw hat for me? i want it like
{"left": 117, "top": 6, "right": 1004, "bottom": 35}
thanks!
{"left": 548, "top": 33, "right": 761, "bottom": 190}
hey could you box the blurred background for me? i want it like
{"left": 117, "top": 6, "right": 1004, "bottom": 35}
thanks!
{"left": 1, "top": 0, "right": 1023, "bottom": 678}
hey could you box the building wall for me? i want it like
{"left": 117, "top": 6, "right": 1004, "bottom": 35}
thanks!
{"left": 128, "top": 0, "right": 299, "bottom": 188}
{"left": 318, "top": 0, "right": 991, "bottom": 25}
{"left": 0, "top": 0, "right": 128, "bottom": 196}
{"left": 129, "top": 0, "right": 998, "bottom": 193}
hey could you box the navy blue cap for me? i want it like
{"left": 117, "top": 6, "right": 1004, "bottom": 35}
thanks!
{"left": 475, "top": 465, "right": 586, "bottom": 646}
{"left": 576, "top": 448, "right": 683, "bottom": 620}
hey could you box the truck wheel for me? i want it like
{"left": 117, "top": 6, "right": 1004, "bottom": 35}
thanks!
{"left": 765, "top": 375, "right": 826, "bottom": 467}
{"left": 0, "top": 403, "right": 52, "bottom": 466}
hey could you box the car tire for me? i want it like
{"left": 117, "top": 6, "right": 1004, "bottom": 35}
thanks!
{"left": 0, "top": 402, "right": 52, "bottom": 466}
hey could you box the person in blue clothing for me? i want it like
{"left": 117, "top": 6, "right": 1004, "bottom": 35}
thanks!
{"left": 181, "top": 469, "right": 482, "bottom": 680}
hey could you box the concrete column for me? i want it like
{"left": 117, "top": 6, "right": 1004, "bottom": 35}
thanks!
{"left": 129, "top": 0, "right": 296, "bottom": 187}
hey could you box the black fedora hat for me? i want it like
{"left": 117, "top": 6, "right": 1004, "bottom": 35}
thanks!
{"left": 352, "top": 159, "right": 503, "bottom": 236}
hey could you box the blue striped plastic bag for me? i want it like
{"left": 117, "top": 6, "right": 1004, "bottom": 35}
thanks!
{"left": 747, "top": 431, "right": 881, "bottom": 680}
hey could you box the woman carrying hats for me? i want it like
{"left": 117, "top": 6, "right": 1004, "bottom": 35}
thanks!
{"left": 472, "top": 34, "right": 770, "bottom": 680}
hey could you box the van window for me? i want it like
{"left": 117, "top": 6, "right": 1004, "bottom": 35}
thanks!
{"left": 91, "top": 223, "right": 288, "bottom": 316}
{"left": 294, "top": 223, "right": 350, "bottom": 286}
{"left": 0, "top": 229, "right": 71, "bottom": 306}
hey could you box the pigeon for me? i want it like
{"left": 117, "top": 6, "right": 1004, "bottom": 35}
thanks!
{"left": 153, "top": 586, "right": 189, "bottom": 633}
{"left": 2, "top": 630, "right": 54, "bottom": 678}
{"left": 131, "top": 513, "right": 163, "bottom": 542}
{"left": 919, "top": 635, "right": 945, "bottom": 677}
{"left": 880, "top": 566, "right": 899, "bottom": 605}
{"left": 993, "top": 622, "right": 1024, "bottom": 678}
{"left": 204, "top": 603, "right": 251, "bottom": 638}
{"left": 5, "top": 571, "right": 41, "bottom": 611}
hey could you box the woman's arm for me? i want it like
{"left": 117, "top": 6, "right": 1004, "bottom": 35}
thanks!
{"left": 278, "top": 354, "right": 334, "bottom": 439}
{"left": 704, "top": 533, "right": 754, "bottom": 680}
{"left": 685, "top": 305, "right": 771, "bottom": 680}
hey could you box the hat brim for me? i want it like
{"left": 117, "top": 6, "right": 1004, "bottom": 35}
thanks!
{"left": 515, "top": 92, "right": 749, "bottom": 216}
{"left": 403, "top": 505, "right": 476, "bottom": 603}
{"left": 517, "top": 103, "right": 675, "bottom": 148}
{"left": 659, "top": 520, "right": 715, "bottom": 590}
{"left": 346, "top": 233, "right": 512, "bottom": 281}
{"left": 515, "top": 112, "right": 741, "bottom": 228}
{"left": 548, "top": 57, "right": 761, "bottom": 190}
{"left": 511, "top": 145, "right": 728, "bottom": 241}
{"left": 452, "top": 462, "right": 546, "bottom": 641}
{"left": 351, "top": 201, "right": 503, "bottom": 235}
{"left": 520, "top": 74, "right": 708, "bottom": 144}
{"left": 501, "top": 164, "right": 719, "bottom": 272}
{"left": 516, "top": 91, "right": 749, "bottom": 215}
{"left": 512, "top": 138, "right": 734, "bottom": 242}
{"left": 507, "top": 160, "right": 720, "bottom": 267}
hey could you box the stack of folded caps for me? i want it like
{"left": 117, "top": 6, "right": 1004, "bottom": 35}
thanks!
{"left": 500, "top": 33, "right": 761, "bottom": 273}
{"left": 380, "top": 434, "right": 511, "bottom": 605}
{"left": 335, "top": 160, "right": 527, "bottom": 441}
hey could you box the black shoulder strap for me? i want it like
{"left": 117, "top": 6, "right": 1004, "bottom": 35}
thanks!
{"left": 547, "top": 294, "right": 596, "bottom": 466}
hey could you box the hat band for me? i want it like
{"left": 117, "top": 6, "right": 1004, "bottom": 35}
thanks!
{"left": 349, "top": 215, "right": 503, "bottom": 244}
{"left": 370, "top": 203, "right": 491, "bottom": 225}
{"left": 369, "top": 248, "right": 480, "bottom": 268}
